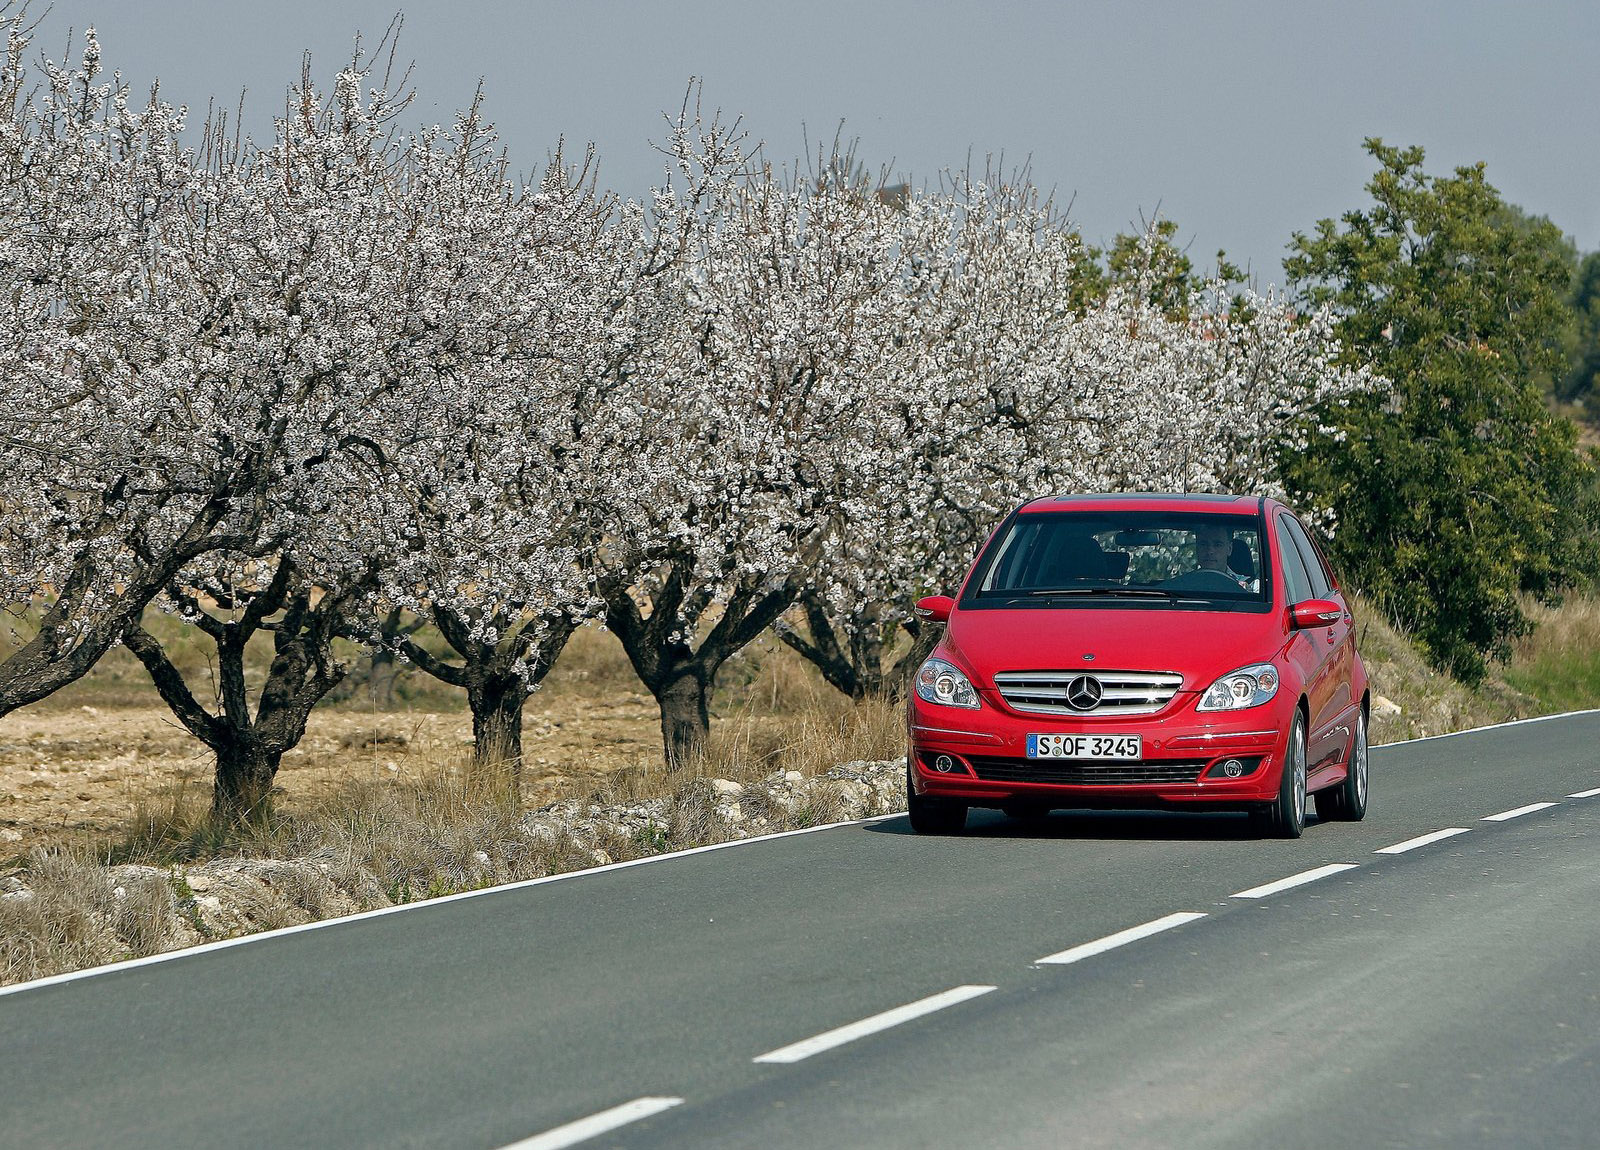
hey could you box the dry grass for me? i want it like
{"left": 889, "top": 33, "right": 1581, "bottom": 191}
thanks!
{"left": 0, "top": 848, "right": 192, "bottom": 985}
{"left": 580, "top": 691, "right": 903, "bottom": 855}
{"left": 1504, "top": 594, "right": 1600, "bottom": 715}
{"left": 1349, "top": 592, "right": 1532, "bottom": 742}
{"left": 0, "top": 615, "right": 902, "bottom": 867}
{"left": 273, "top": 769, "right": 586, "bottom": 901}
{"left": 1352, "top": 590, "right": 1600, "bottom": 742}
{"left": 46, "top": 683, "right": 901, "bottom": 884}
{"left": 0, "top": 683, "right": 906, "bottom": 985}
{"left": 0, "top": 623, "right": 669, "bottom": 857}
{"left": 721, "top": 689, "right": 903, "bottom": 776}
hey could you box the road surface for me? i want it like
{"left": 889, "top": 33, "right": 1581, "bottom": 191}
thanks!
{"left": 3, "top": 713, "right": 1598, "bottom": 1148}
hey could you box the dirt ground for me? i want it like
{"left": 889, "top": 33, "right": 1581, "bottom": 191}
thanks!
{"left": 0, "top": 619, "right": 858, "bottom": 862}
{"left": 0, "top": 695, "right": 667, "bottom": 859}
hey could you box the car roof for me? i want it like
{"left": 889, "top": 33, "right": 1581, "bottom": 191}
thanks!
{"left": 1016, "top": 492, "right": 1268, "bottom": 516}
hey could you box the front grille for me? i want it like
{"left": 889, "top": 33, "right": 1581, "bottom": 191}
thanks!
{"left": 992, "top": 669, "right": 1183, "bottom": 716}
{"left": 968, "top": 755, "right": 1204, "bottom": 786}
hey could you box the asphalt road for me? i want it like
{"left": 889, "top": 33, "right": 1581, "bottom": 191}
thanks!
{"left": 3, "top": 713, "right": 1598, "bottom": 1149}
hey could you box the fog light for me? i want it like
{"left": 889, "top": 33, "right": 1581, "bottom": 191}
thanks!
{"left": 934, "top": 754, "right": 955, "bottom": 773}
{"left": 1204, "top": 756, "right": 1261, "bottom": 780}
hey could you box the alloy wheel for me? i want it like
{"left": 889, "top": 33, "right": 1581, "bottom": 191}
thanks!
{"left": 1353, "top": 714, "right": 1369, "bottom": 809}
{"left": 1292, "top": 725, "right": 1307, "bottom": 826}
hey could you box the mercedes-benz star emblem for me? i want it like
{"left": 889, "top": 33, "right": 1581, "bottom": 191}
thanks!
{"left": 1065, "top": 675, "right": 1103, "bottom": 711}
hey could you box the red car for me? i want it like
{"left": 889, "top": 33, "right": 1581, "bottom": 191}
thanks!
{"left": 906, "top": 493, "right": 1368, "bottom": 838}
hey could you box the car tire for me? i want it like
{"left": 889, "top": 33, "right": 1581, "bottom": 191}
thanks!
{"left": 1259, "top": 710, "right": 1307, "bottom": 839}
{"left": 1314, "top": 709, "right": 1369, "bottom": 822}
{"left": 906, "top": 767, "right": 967, "bottom": 834}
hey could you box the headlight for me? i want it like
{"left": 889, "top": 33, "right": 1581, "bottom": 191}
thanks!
{"left": 915, "top": 657, "right": 981, "bottom": 709}
{"left": 1196, "top": 663, "right": 1280, "bottom": 711}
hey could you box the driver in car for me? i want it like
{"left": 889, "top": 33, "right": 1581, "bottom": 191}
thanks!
{"left": 1194, "top": 524, "right": 1257, "bottom": 591}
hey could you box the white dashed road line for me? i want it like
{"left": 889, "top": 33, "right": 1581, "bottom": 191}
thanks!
{"left": 1035, "top": 912, "right": 1208, "bottom": 966}
{"left": 501, "top": 1097, "right": 683, "bottom": 1150}
{"left": 1232, "top": 863, "right": 1359, "bottom": 900}
{"left": 753, "top": 985, "right": 997, "bottom": 1065}
{"left": 1483, "top": 802, "right": 1558, "bottom": 822}
{"left": 1375, "top": 828, "right": 1471, "bottom": 855}
{"left": 1568, "top": 787, "right": 1600, "bottom": 799}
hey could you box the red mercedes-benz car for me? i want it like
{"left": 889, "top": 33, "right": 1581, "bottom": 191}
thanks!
{"left": 906, "top": 493, "right": 1368, "bottom": 838}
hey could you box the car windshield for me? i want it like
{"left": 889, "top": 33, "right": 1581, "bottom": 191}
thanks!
{"left": 967, "top": 510, "right": 1271, "bottom": 610}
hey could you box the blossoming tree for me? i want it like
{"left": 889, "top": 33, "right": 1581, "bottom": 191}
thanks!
{"left": 595, "top": 116, "right": 932, "bottom": 763}
{"left": 777, "top": 192, "right": 1376, "bottom": 700}
{"left": 367, "top": 114, "right": 641, "bottom": 775}
{"left": 0, "top": 32, "right": 1380, "bottom": 793}
{"left": 105, "top": 45, "right": 444, "bottom": 820}
{"left": 0, "top": 28, "right": 317, "bottom": 725}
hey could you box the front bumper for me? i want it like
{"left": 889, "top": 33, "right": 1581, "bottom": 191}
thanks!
{"left": 908, "top": 690, "right": 1292, "bottom": 810}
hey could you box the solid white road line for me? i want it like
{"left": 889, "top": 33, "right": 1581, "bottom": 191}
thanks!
{"left": 1232, "top": 863, "right": 1359, "bottom": 900}
{"left": 1483, "top": 802, "right": 1558, "bottom": 822}
{"left": 1569, "top": 787, "right": 1600, "bottom": 799}
{"left": 501, "top": 1097, "right": 683, "bottom": 1150}
{"left": 1374, "top": 706, "right": 1600, "bottom": 748}
{"left": 0, "top": 812, "right": 903, "bottom": 1000}
{"left": 753, "top": 985, "right": 996, "bottom": 1065}
{"left": 1035, "top": 912, "right": 1208, "bottom": 966}
{"left": 1375, "top": 828, "right": 1471, "bottom": 855}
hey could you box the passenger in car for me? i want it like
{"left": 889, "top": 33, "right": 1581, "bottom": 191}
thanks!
{"left": 1033, "top": 529, "right": 1113, "bottom": 586}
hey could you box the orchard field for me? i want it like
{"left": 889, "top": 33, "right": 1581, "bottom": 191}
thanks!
{"left": 2, "top": 12, "right": 1597, "bottom": 869}
{"left": 7, "top": 592, "right": 1600, "bottom": 865}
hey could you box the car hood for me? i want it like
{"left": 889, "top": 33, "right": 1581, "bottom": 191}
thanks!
{"left": 943, "top": 604, "right": 1288, "bottom": 694}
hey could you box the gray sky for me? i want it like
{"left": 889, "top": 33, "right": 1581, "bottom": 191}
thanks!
{"left": 29, "top": 1, "right": 1600, "bottom": 287}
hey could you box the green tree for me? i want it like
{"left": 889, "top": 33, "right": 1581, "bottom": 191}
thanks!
{"left": 1283, "top": 139, "right": 1597, "bottom": 683}
{"left": 1561, "top": 250, "right": 1600, "bottom": 421}
{"left": 1084, "top": 216, "right": 1247, "bottom": 318}
{"left": 1106, "top": 217, "right": 1195, "bottom": 314}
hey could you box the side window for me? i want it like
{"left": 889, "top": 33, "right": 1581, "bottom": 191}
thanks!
{"left": 984, "top": 520, "right": 1039, "bottom": 591}
{"left": 1303, "top": 526, "right": 1341, "bottom": 592}
{"left": 1275, "top": 516, "right": 1314, "bottom": 604}
{"left": 1282, "top": 516, "right": 1331, "bottom": 599}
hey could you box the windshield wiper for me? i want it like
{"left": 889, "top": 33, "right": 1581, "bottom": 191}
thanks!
{"left": 1026, "top": 587, "right": 1174, "bottom": 598}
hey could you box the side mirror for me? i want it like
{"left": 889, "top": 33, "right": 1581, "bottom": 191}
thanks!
{"left": 914, "top": 594, "right": 955, "bottom": 624}
{"left": 1290, "top": 598, "right": 1344, "bottom": 629}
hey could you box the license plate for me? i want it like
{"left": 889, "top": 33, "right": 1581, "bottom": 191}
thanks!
{"left": 1027, "top": 733, "right": 1142, "bottom": 760}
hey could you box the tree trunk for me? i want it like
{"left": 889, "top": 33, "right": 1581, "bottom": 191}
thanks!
{"left": 847, "top": 624, "right": 889, "bottom": 701}
{"left": 776, "top": 593, "right": 864, "bottom": 699}
{"left": 467, "top": 673, "right": 527, "bottom": 778}
{"left": 888, "top": 618, "right": 939, "bottom": 699}
{"left": 362, "top": 608, "right": 422, "bottom": 710}
{"left": 780, "top": 593, "right": 934, "bottom": 702}
{"left": 656, "top": 664, "right": 711, "bottom": 768}
{"left": 211, "top": 739, "right": 283, "bottom": 824}
{"left": 408, "top": 606, "right": 579, "bottom": 782}
{"left": 366, "top": 647, "right": 402, "bottom": 710}
{"left": 122, "top": 560, "right": 359, "bottom": 825}
{"left": 600, "top": 562, "right": 798, "bottom": 769}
